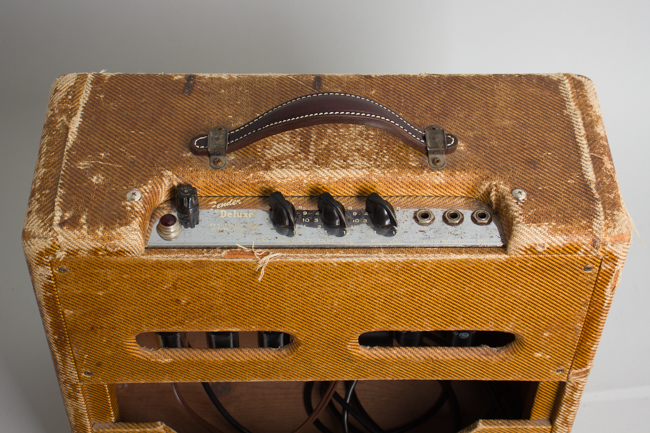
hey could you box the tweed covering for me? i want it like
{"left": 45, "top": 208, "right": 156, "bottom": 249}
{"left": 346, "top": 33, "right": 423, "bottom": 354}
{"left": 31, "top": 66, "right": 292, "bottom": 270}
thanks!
{"left": 23, "top": 73, "right": 630, "bottom": 432}
{"left": 458, "top": 420, "right": 551, "bottom": 433}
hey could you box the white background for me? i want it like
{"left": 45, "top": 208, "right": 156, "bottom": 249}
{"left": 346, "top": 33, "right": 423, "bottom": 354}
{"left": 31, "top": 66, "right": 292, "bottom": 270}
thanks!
{"left": 1, "top": 1, "right": 648, "bottom": 432}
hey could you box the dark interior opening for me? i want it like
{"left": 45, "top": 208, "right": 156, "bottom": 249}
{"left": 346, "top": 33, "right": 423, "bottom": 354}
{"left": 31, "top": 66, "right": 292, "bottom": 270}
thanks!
{"left": 358, "top": 331, "right": 516, "bottom": 348}
{"left": 116, "top": 379, "right": 537, "bottom": 433}
{"left": 136, "top": 331, "right": 293, "bottom": 349}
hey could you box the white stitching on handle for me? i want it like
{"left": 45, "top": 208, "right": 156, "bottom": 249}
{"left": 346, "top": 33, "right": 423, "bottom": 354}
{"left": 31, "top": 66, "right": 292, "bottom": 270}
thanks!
{"left": 193, "top": 110, "right": 426, "bottom": 149}
{"left": 194, "top": 136, "right": 208, "bottom": 148}
{"left": 229, "top": 92, "right": 423, "bottom": 135}
{"left": 230, "top": 92, "right": 421, "bottom": 134}
{"left": 228, "top": 111, "right": 424, "bottom": 146}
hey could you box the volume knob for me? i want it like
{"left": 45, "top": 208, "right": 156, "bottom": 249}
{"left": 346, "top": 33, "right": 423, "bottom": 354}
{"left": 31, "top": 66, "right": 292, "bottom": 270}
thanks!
{"left": 269, "top": 191, "right": 296, "bottom": 231}
{"left": 317, "top": 192, "right": 347, "bottom": 228}
{"left": 365, "top": 193, "right": 398, "bottom": 228}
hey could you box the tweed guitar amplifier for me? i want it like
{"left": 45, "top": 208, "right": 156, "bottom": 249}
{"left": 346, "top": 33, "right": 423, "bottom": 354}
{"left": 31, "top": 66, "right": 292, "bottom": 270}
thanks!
{"left": 23, "top": 73, "right": 630, "bottom": 433}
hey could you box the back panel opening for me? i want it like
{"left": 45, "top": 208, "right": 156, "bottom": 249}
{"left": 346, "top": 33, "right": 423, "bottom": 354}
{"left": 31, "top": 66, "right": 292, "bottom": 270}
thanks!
{"left": 116, "top": 380, "right": 539, "bottom": 433}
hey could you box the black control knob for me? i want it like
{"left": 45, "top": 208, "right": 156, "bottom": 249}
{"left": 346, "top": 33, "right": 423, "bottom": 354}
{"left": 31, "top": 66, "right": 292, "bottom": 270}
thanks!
{"left": 317, "top": 192, "right": 347, "bottom": 228}
{"left": 176, "top": 184, "right": 199, "bottom": 228}
{"left": 269, "top": 191, "right": 296, "bottom": 230}
{"left": 365, "top": 193, "right": 398, "bottom": 228}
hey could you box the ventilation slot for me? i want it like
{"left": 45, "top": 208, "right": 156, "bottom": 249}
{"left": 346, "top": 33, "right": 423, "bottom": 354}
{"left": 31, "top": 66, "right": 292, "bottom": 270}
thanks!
{"left": 136, "top": 331, "right": 293, "bottom": 349}
{"left": 359, "top": 331, "right": 515, "bottom": 348}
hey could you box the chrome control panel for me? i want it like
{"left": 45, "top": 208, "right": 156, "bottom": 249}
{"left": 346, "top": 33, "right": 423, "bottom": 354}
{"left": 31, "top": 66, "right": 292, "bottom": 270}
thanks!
{"left": 147, "top": 195, "right": 504, "bottom": 248}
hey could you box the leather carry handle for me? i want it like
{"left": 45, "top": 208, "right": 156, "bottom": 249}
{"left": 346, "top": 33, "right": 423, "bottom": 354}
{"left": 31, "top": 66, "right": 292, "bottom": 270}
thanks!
{"left": 189, "top": 92, "right": 458, "bottom": 170}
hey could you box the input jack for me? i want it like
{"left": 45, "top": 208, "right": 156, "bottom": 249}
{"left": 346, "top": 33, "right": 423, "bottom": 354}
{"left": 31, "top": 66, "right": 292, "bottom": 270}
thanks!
{"left": 471, "top": 209, "right": 492, "bottom": 225}
{"left": 442, "top": 209, "right": 464, "bottom": 226}
{"left": 414, "top": 209, "right": 435, "bottom": 226}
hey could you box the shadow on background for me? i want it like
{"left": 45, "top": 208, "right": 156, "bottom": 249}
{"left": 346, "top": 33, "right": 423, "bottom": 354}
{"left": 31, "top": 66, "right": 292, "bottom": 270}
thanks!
{"left": 0, "top": 2, "right": 454, "bottom": 431}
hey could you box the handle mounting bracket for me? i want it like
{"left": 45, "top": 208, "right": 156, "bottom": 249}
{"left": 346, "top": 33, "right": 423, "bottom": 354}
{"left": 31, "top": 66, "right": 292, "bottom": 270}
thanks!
{"left": 190, "top": 94, "right": 459, "bottom": 171}
{"left": 425, "top": 125, "right": 447, "bottom": 170}
{"left": 208, "top": 126, "right": 228, "bottom": 170}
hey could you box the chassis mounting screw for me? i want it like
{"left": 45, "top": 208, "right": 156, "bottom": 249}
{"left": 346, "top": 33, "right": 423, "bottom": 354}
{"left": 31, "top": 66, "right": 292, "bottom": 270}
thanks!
{"left": 127, "top": 190, "right": 142, "bottom": 201}
{"left": 511, "top": 188, "right": 527, "bottom": 200}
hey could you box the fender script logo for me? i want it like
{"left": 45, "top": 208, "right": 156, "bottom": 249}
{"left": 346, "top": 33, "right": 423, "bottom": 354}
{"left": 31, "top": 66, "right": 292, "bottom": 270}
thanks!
{"left": 215, "top": 198, "right": 242, "bottom": 209}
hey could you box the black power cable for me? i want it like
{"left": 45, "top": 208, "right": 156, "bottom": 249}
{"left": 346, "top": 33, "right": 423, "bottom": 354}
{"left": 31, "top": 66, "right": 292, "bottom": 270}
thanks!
{"left": 342, "top": 381, "right": 450, "bottom": 433}
{"left": 184, "top": 338, "right": 253, "bottom": 433}
{"left": 440, "top": 381, "right": 462, "bottom": 432}
{"left": 195, "top": 339, "right": 465, "bottom": 433}
{"left": 194, "top": 332, "right": 339, "bottom": 433}
{"left": 172, "top": 383, "right": 225, "bottom": 433}
{"left": 331, "top": 392, "right": 384, "bottom": 433}
{"left": 202, "top": 383, "right": 253, "bottom": 433}
{"left": 307, "top": 380, "right": 455, "bottom": 433}
{"left": 203, "top": 380, "right": 339, "bottom": 433}
{"left": 347, "top": 391, "right": 383, "bottom": 433}
{"left": 304, "top": 381, "right": 379, "bottom": 433}
{"left": 342, "top": 381, "right": 358, "bottom": 433}
{"left": 303, "top": 381, "right": 336, "bottom": 433}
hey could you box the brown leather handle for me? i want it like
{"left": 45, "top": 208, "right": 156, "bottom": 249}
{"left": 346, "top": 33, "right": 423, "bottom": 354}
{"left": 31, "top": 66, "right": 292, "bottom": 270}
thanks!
{"left": 189, "top": 93, "right": 458, "bottom": 169}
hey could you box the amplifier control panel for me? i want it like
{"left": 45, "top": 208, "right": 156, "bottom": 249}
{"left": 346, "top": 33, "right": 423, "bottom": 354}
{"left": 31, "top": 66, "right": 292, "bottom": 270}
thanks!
{"left": 147, "top": 195, "right": 504, "bottom": 248}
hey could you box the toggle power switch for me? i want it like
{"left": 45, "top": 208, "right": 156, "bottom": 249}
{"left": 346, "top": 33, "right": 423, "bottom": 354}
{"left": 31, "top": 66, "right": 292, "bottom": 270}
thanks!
{"left": 176, "top": 184, "right": 200, "bottom": 228}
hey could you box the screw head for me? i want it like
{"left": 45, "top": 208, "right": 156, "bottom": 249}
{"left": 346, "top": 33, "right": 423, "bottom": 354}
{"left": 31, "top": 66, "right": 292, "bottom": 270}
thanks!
{"left": 127, "top": 190, "right": 142, "bottom": 201}
{"left": 584, "top": 265, "right": 594, "bottom": 272}
{"left": 512, "top": 188, "right": 527, "bottom": 200}
{"left": 210, "top": 157, "right": 226, "bottom": 169}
